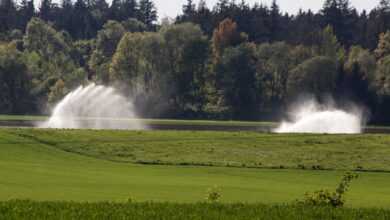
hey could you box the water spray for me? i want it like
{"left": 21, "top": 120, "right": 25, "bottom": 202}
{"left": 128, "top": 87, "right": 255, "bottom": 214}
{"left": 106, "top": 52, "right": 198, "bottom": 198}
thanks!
{"left": 40, "top": 83, "right": 144, "bottom": 130}
{"left": 274, "top": 98, "right": 363, "bottom": 134}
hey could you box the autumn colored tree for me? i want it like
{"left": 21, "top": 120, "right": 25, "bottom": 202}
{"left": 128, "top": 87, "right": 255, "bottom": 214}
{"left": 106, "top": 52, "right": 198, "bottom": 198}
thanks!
{"left": 375, "top": 31, "right": 390, "bottom": 62}
{"left": 211, "top": 18, "right": 247, "bottom": 63}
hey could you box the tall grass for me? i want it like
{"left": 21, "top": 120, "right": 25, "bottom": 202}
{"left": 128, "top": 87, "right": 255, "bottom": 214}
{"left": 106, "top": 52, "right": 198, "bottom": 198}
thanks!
{"left": 0, "top": 200, "right": 389, "bottom": 220}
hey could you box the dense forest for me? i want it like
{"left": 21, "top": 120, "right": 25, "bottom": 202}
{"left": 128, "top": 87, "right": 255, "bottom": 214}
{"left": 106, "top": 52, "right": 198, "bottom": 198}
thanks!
{"left": 1, "top": 0, "right": 390, "bottom": 123}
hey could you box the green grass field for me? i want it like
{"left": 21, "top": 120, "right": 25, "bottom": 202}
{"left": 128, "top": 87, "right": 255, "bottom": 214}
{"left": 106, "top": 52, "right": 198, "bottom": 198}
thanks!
{"left": 5, "top": 128, "right": 390, "bottom": 171}
{"left": 2, "top": 200, "right": 390, "bottom": 220}
{"left": 1, "top": 128, "right": 390, "bottom": 208}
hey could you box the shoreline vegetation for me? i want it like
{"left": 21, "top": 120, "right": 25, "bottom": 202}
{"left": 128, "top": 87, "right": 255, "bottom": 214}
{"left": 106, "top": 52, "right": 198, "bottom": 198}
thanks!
{"left": 2, "top": 115, "right": 390, "bottom": 134}
{"left": 2, "top": 0, "right": 390, "bottom": 124}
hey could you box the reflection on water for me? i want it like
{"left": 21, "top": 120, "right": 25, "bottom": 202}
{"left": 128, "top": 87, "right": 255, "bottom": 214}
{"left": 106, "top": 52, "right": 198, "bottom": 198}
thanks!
{"left": 0, "top": 119, "right": 389, "bottom": 133}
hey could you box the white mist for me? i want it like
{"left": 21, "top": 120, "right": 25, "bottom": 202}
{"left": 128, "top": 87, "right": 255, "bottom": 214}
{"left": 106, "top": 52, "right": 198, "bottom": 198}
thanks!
{"left": 40, "top": 83, "right": 144, "bottom": 130}
{"left": 275, "top": 99, "right": 363, "bottom": 134}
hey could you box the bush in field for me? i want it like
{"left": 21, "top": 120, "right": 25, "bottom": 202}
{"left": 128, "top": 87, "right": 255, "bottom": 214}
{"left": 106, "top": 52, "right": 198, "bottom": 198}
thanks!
{"left": 300, "top": 172, "right": 359, "bottom": 207}
{"left": 206, "top": 185, "right": 221, "bottom": 203}
{"left": 127, "top": 196, "right": 136, "bottom": 203}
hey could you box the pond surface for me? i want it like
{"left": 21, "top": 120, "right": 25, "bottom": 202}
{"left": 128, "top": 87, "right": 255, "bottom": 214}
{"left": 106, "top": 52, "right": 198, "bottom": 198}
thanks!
{"left": 0, "top": 119, "right": 389, "bottom": 133}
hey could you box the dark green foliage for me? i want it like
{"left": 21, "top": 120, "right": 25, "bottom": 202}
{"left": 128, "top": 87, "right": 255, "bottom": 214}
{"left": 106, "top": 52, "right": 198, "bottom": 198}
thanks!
{"left": 321, "top": 0, "right": 356, "bottom": 46}
{"left": 138, "top": 0, "right": 157, "bottom": 29}
{"left": 122, "top": 18, "right": 146, "bottom": 32}
{"left": 375, "top": 56, "right": 390, "bottom": 96}
{"left": 255, "top": 42, "right": 293, "bottom": 110}
{"left": 0, "top": 0, "right": 17, "bottom": 32}
{"left": 24, "top": 18, "right": 70, "bottom": 59}
{"left": 342, "top": 46, "right": 376, "bottom": 104}
{"left": 182, "top": 0, "right": 195, "bottom": 21}
{"left": 71, "top": 0, "right": 97, "bottom": 39}
{"left": 38, "top": 0, "right": 52, "bottom": 21}
{"left": 0, "top": 44, "right": 33, "bottom": 113}
{"left": 23, "top": 18, "right": 85, "bottom": 106}
{"left": 121, "top": 0, "right": 137, "bottom": 20}
{"left": 109, "top": 22, "right": 209, "bottom": 117}
{"left": 216, "top": 43, "right": 258, "bottom": 119}
{"left": 160, "top": 23, "right": 209, "bottom": 115}
{"left": 17, "top": 0, "right": 35, "bottom": 29}
{"left": 0, "top": 0, "right": 387, "bottom": 48}
{"left": 89, "top": 20, "right": 125, "bottom": 82}
{"left": 1, "top": 200, "right": 390, "bottom": 220}
{"left": 288, "top": 56, "right": 338, "bottom": 97}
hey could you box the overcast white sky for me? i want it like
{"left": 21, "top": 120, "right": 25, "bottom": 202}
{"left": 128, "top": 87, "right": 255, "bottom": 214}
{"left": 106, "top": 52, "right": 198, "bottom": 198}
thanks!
{"left": 155, "top": 0, "right": 381, "bottom": 19}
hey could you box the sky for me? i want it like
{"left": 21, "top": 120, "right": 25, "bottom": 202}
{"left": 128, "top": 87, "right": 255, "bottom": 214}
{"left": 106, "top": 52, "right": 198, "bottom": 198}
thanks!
{"left": 154, "top": 0, "right": 381, "bottom": 19}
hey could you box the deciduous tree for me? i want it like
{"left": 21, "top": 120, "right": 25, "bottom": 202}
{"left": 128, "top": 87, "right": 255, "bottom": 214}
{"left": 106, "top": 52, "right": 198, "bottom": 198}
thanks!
{"left": 288, "top": 56, "right": 338, "bottom": 97}
{"left": 211, "top": 18, "right": 247, "bottom": 63}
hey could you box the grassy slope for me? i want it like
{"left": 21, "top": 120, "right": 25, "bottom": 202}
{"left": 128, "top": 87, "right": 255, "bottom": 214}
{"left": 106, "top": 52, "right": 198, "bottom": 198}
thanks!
{"left": 5, "top": 128, "right": 390, "bottom": 171}
{"left": 1, "top": 128, "right": 390, "bottom": 207}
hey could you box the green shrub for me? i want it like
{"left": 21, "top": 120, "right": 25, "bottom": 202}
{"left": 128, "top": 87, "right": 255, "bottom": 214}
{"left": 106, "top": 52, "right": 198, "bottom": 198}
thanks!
{"left": 300, "top": 172, "right": 359, "bottom": 207}
{"left": 206, "top": 185, "right": 222, "bottom": 203}
{"left": 127, "top": 196, "right": 136, "bottom": 203}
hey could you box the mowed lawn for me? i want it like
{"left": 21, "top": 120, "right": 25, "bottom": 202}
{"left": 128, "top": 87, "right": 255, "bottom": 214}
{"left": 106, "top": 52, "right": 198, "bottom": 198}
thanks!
{"left": 1, "top": 128, "right": 390, "bottom": 207}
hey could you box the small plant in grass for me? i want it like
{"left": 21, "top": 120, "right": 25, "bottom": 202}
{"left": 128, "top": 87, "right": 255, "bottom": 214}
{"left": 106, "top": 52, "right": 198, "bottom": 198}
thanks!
{"left": 300, "top": 172, "right": 359, "bottom": 207}
{"left": 127, "top": 196, "right": 136, "bottom": 203}
{"left": 206, "top": 185, "right": 221, "bottom": 203}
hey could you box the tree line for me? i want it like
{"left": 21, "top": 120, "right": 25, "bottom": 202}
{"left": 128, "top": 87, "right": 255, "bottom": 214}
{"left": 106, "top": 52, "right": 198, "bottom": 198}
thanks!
{"left": 1, "top": 0, "right": 390, "bottom": 123}
{"left": 0, "top": 0, "right": 157, "bottom": 39}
